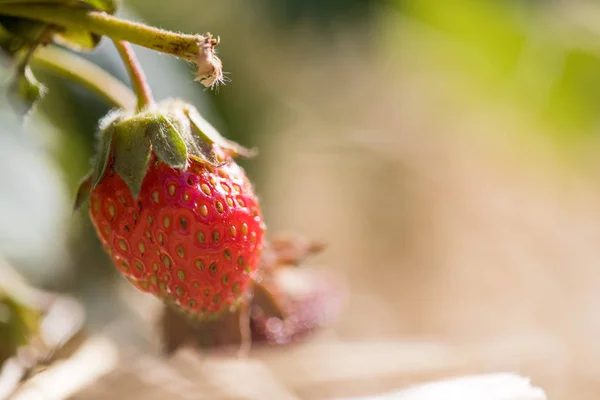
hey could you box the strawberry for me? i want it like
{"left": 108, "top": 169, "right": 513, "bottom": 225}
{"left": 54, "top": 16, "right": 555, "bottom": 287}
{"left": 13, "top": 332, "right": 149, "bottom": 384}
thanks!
{"left": 78, "top": 99, "right": 265, "bottom": 319}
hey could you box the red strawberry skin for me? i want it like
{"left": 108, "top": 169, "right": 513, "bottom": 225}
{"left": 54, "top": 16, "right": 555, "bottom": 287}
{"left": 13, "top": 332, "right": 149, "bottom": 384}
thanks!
{"left": 89, "top": 156, "right": 265, "bottom": 317}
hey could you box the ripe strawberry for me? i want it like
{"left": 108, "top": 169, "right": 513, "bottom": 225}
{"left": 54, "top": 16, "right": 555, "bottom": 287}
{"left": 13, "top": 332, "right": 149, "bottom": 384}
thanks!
{"left": 79, "top": 99, "right": 265, "bottom": 319}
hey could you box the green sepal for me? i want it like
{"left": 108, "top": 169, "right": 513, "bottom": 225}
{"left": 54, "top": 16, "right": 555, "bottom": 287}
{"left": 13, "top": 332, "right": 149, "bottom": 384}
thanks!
{"left": 73, "top": 172, "right": 92, "bottom": 212}
{"left": 7, "top": 65, "right": 46, "bottom": 116}
{"left": 91, "top": 125, "right": 114, "bottom": 188}
{"left": 170, "top": 107, "right": 221, "bottom": 167}
{"left": 183, "top": 103, "right": 257, "bottom": 159}
{"left": 147, "top": 115, "right": 188, "bottom": 169}
{"left": 112, "top": 119, "right": 151, "bottom": 199}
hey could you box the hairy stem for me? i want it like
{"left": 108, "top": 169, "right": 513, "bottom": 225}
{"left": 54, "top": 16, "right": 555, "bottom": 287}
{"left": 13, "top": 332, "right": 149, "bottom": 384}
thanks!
{"left": 0, "top": 4, "right": 206, "bottom": 61}
{"left": 30, "top": 46, "right": 136, "bottom": 110}
{"left": 113, "top": 40, "right": 153, "bottom": 111}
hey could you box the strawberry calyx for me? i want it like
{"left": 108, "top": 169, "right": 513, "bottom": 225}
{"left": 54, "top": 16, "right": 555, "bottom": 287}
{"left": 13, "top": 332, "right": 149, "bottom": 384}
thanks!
{"left": 74, "top": 99, "right": 255, "bottom": 209}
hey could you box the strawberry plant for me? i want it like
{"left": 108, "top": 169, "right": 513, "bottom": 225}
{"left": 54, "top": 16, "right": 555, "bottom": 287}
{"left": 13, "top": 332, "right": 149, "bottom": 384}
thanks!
{"left": 0, "top": 0, "right": 343, "bottom": 355}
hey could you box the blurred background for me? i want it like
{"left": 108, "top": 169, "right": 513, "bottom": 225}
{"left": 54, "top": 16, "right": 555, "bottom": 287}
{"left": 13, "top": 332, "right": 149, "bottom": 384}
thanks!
{"left": 4, "top": 0, "right": 600, "bottom": 398}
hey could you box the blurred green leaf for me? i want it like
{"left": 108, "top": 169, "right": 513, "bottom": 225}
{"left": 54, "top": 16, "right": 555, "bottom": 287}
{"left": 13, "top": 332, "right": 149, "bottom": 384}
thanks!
{"left": 0, "top": 294, "right": 40, "bottom": 364}
{"left": 0, "top": 16, "right": 45, "bottom": 44}
{"left": 7, "top": 65, "right": 46, "bottom": 116}
{"left": 78, "top": 0, "right": 118, "bottom": 13}
{"left": 53, "top": 28, "right": 102, "bottom": 51}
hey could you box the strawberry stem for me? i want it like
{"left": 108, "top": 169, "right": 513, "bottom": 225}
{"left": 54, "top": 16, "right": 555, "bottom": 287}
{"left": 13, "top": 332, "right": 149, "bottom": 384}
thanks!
{"left": 0, "top": 4, "right": 222, "bottom": 86}
{"left": 30, "top": 46, "right": 136, "bottom": 110}
{"left": 113, "top": 41, "right": 154, "bottom": 111}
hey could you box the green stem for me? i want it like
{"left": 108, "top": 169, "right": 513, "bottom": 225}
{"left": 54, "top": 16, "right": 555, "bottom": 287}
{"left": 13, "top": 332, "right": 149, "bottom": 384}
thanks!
{"left": 30, "top": 46, "right": 136, "bottom": 110}
{"left": 0, "top": 4, "right": 204, "bottom": 61}
{"left": 113, "top": 40, "right": 153, "bottom": 111}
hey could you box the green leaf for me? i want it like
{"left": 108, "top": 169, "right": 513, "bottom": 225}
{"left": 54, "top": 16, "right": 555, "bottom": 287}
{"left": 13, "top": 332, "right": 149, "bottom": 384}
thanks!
{"left": 7, "top": 65, "right": 46, "bottom": 116}
{"left": 147, "top": 115, "right": 188, "bottom": 169}
{"left": 73, "top": 172, "right": 92, "bottom": 212}
{"left": 91, "top": 125, "right": 113, "bottom": 188}
{"left": 112, "top": 121, "right": 151, "bottom": 199}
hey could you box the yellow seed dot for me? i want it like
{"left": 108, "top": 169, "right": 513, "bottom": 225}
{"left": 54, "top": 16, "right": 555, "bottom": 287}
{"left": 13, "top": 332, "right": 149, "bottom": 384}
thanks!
{"left": 201, "top": 184, "right": 210, "bottom": 195}
{"left": 177, "top": 246, "right": 185, "bottom": 258}
{"left": 120, "top": 260, "right": 129, "bottom": 270}
{"left": 132, "top": 212, "right": 138, "bottom": 222}
{"left": 237, "top": 198, "right": 245, "bottom": 207}
{"left": 232, "top": 283, "right": 241, "bottom": 295}
{"left": 118, "top": 239, "right": 128, "bottom": 251}
{"left": 177, "top": 270, "right": 185, "bottom": 281}
{"left": 195, "top": 260, "right": 204, "bottom": 270}
{"left": 147, "top": 215, "right": 153, "bottom": 225}
{"left": 215, "top": 201, "right": 224, "bottom": 214}
{"left": 229, "top": 225, "right": 237, "bottom": 237}
{"left": 104, "top": 226, "right": 110, "bottom": 236}
{"left": 209, "top": 177, "right": 216, "bottom": 187}
{"left": 213, "top": 294, "right": 221, "bottom": 304}
{"left": 222, "top": 274, "right": 229, "bottom": 285}
{"left": 163, "top": 255, "right": 171, "bottom": 268}
{"left": 250, "top": 232, "right": 257, "bottom": 243}
{"left": 152, "top": 263, "right": 159, "bottom": 271}
{"left": 233, "top": 184, "right": 241, "bottom": 194}
{"left": 159, "top": 282, "right": 167, "bottom": 292}
{"left": 244, "top": 265, "right": 251, "bottom": 274}
{"left": 218, "top": 169, "right": 227, "bottom": 178}
{"left": 168, "top": 184, "right": 176, "bottom": 196}
{"left": 226, "top": 197, "right": 233, "bottom": 207}
{"left": 213, "top": 231, "right": 220, "bottom": 243}
{"left": 196, "top": 231, "right": 205, "bottom": 243}
{"left": 221, "top": 183, "right": 230, "bottom": 193}
{"left": 241, "top": 223, "right": 248, "bottom": 235}
{"left": 183, "top": 192, "right": 190, "bottom": 201}
{"left": 237, "top": 256, "right": 244, "bottom": 266}
{"left": 176, "top": 286, "right": 184, "bottom": 297}
{"left": 145, "top": 230, "right": 151, "bottom": 239}
{"left": 152, "top": 191, "right": 159, "bottom": 203}
{"left": 199, "top": 204, "right": 208, "bottom": 217}
{"left": 108, "top": 204, "right": 116, "bottom": 218}
{"left": 189, "top": 300, "right": 196, "bottom": 308}
{"left": 139, "top": 281, "right": 149, "bottom": 290}
{"left": 119, "top": 195, "right": 126, "bottom": 205}
{"left": 210, "top": 262, "right": 217, "bottom": 275}
{"left": 138, "top": 241, "right": 145, "bottom": 254}
{"left": 204, "top": 289, "right": 210, "bottom": 297}
{"left": 150, "top": 275, "right": 158, "bottom": 285}
{"left": 163, "top": 217, "right": 171, "bottom": 228}
{"left": 193, "top": 281, "right": 199, "bottom": 289}
{"left": 158, "top": 233, "right": 164, "bottom": 244}
{"left": 135, "top": 261, "right": 143, "bottom": 271}
{"left": 224, "top": 249, "right": 231, "bottom": 260}
{"left": 93, "top": 200, "right": 100, "bottom": 212}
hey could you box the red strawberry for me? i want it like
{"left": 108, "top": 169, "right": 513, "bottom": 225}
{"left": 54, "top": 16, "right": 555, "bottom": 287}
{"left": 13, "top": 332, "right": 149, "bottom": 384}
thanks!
{"left": 78, "top": 99, "right": 265, "bottom": 319}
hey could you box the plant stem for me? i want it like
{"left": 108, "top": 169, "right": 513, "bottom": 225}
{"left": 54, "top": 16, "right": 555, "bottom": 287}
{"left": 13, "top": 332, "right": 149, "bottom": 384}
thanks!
{"left": 113, "top": 40, "right": 153, "bottom": 111}
{"left": 0, "top": 4, "right": 204, "bottom": 61}
{"left": 30, "top": 46, "right": 136, "bottom": 110}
